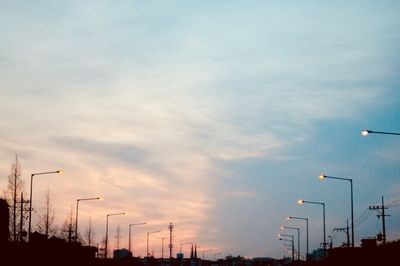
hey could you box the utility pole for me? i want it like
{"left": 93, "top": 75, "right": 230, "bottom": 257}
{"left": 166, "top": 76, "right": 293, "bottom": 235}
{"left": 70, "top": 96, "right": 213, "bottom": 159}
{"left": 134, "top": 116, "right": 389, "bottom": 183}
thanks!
{"left": 369, "top": 196, "right": 390, "bottom": 244}
{"left": 17, "top": 192, "right": 30, "bottom": 242}
{"left": 20, "top": 193, "right": 23, "bottom": 241}
{"left": 333, "top": 219, "right": 350, "bottom": 247}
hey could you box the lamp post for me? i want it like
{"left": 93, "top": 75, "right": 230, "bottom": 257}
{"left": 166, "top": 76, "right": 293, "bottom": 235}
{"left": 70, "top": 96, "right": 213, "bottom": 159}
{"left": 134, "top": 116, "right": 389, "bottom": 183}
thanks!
{"left": 28, "top": 170, "right": 63, "bottom": 241}
{"left": 278, "top": 234, "right": 294, "bottom": 261}
{"left": 147, "top": 230, "right": 161, "bottom": 257}
{"left": 361, "top": 129, "right": 400, "bottom": 136}
{"left": 287, "top": 216, "right": 309, "bottom": 259}
{"left": 319, "top": 174, "right": 354, "bottom": 248}
{"left": 202, "top": 249, "right": 212, "bottom": 260}
{"left": 105, "top": 212, "right": 126, "bottom": 258}
{"left": 282, "top": 226, "right": 300, "bottom": 261}
{"left": 129, "top": 222, "right": 146, "bottom": 255}
{"left": 75, "top": 197, "right": 102, "bottom": 242}
{"left": 281, "top": 244, "right": 294, "bottom": 259}
{"left": 298, "top": 199, "right": 326, "bottom": 255}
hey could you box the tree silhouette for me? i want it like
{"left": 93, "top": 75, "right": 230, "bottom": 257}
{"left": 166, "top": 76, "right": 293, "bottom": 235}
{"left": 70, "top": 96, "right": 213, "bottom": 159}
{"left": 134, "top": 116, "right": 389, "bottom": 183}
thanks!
{"left": 85, "top": 216, "right": 96, "bottom": 246}
{"left": 36, "top": 188, "right": 57, "bottom": 237}
{"left": 2, "top": 154, "right": 25, "bottom": 241}
{"left": 60, "top": 205, "right": 76, "bottom": 242}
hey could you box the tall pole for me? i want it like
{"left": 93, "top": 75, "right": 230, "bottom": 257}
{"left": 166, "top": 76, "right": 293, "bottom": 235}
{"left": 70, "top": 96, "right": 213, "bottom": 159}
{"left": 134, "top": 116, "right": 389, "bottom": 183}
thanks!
{"left": 319, "top": 174, "right": 354, "bottom": 247}
{"left": 129, "top": 222, "right": 146, "bottom": 255}
{"left": 147, "top": 230, "right": 161, "bottom": 257}
{"left": 20, "top": 192, "right": 24, "bottom": 242}
{"left": 105, "top": 212, "right": 125, "bottom": 259}
{"left": 75, "top": 200, "right": 79, "bottom": 242}
{"left": 382, "top": 196, "right": 386, "bottom": 244}
{"left": 279, "top": 236, "right": 294, "bottom": 261}
{"left": 350, "top": 179, "right": 354, "bottom": 247}
{"left": 28, "top": 174, "right": 34, "bottom": 241}
{"left": 28, "top": 170, "right": 63, "bottom": 241}
{"left": 129, "top": 226, "right": 132, "bottom": 254}
{"left": 298, "top": 199, "right": 326, "bottom": 256}
{"left": 369, "top": 197, "right": 389, "bottom": 244}
{"left": 106, "top": 215, "right": 109, "bottom": 258}
{"left": 75, "top": 197, "right": 101, "bottom": 242}
{"left": 287, "top": 216, "right": 308, "bottom": 259}
{"left": 282, "top": 226, "right": 300, "bottom": 261}
{"left": 306, "top": 218, "right": 309, "bottom": 257}
{"left": 346, "top": 220, "right": 350, "bottom": 247}
{"left": 322, "top": 202, "right": 326, "bottom": 254}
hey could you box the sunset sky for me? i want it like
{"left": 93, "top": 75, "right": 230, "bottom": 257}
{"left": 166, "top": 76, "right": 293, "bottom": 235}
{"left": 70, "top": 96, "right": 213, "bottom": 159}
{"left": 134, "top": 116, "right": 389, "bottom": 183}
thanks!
{"left": 1, "top": 0, "right": 400, "bottom": 259}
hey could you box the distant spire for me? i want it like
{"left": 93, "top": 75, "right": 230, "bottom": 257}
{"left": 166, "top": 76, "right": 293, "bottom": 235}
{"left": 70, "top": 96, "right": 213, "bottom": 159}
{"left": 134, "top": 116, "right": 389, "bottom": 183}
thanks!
{"left": 190, "top": 244, "right": 194, "bottom": 259}
{"left": 194, "top": 244, "right": 197, "bottom": 259}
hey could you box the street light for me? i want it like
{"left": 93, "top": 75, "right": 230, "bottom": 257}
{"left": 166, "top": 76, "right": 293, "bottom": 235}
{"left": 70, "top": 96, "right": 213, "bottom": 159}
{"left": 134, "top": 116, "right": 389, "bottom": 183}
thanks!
{"left": 75, "top": 197, "right": 102, "bottom": 242}
{"left": 281, "top": 226, "right": 300, "bottom": 261}
{"left": 147, "top": 230, "right": 161, "bottom": 257}
{"left": 202, "top": 249, "right": 212, "bottom": 260}
{"left": 278, "top": 234, "right": 294, "bottom": 261}
{"left": 287, "top": 216, "right": 309, "bottom": 259}
{"left": 361, "top": 129, "right": 400, "bottom": 136}
{"left": 28, "top": 170, "right": 63, "bottom": 241}
{"left": 129, "top": 222, "right": 146, "bottom": 255}
{"left": 298, "top": 199, "right": 326, "bottom": 255}
{"left": 319, "top": 174, "right": 354, "bottom": 248}
{"left": 281, "top": 244, "right": 295, "bottom": 259}
{"left": 105, "top": 212, "right": 126, "bottom": 258}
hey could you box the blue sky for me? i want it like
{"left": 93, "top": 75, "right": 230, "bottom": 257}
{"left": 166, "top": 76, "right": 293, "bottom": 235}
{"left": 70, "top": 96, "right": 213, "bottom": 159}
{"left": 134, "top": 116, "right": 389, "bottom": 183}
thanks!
{"left": 1, "top": 0, "right": 399, "bottom": 259}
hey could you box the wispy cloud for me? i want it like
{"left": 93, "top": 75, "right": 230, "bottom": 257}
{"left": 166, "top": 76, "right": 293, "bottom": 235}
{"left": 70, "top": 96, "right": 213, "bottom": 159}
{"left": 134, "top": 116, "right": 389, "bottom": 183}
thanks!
{"left": 1, "top": 0, "right": 399, "bottom": 258}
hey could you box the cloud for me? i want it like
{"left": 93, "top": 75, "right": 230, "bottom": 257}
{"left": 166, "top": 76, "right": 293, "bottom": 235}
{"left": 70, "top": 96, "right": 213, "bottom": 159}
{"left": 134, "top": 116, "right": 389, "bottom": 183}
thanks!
{"left": 1, "top": 1, "right": 399, "bottom": 259}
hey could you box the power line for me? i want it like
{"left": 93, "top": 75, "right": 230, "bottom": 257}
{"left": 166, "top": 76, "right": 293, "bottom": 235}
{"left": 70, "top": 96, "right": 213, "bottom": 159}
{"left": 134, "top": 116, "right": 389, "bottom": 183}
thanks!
{"left": 387, "top": 198, "right": 400, "bottom": 208}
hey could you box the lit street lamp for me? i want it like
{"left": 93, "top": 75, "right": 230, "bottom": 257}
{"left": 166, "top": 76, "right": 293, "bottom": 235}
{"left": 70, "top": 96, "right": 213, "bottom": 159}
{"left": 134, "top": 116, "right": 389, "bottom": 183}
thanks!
{"left": 28, "top": 170, "right": 63, "bottom": 241}
{"left": 147, "top": 230, "right": 162, "bottom": 257}
{"left": 287, "top": 216, "right": 309, "bottom": 259}
{"left": 129, "top": 222, "right": 146, "bottom": 255}
{"left": 75, "top": 197, "right": 102, "bottom": 242}
{"left": 361, "top": 129, "right": 400, "bottom": 136}
{"left": 319, "top": 174, "right": 354, "bottom": 248}
{"left": 281, "top": 226, "right": 300, "bottom": 261}
{"left": 105, "top": 212, "right": 126, "bottom": 258}
{"left": 298, "top": 199, "right": 326, "bottom": 255}
{"left": 278, "top": 234, "right": 294, "bottom": 261}
{"left": 282, "top": 244, "right": 295, "bottom": 258}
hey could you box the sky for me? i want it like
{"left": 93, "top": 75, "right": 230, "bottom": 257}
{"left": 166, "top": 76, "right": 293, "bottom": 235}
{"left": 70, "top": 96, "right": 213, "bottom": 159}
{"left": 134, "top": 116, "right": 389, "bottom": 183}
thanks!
{"left": 1, "top": 0, "right": 400, "bottom": 260}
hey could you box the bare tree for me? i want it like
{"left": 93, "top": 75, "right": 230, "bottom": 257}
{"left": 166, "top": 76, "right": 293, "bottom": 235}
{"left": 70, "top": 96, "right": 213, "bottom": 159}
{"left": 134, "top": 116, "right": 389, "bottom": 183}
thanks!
{"left": 36, "top": 188, "right": 57, "bottom": 237}
{"left": 85, "top": 216, "right": 96, "bottom": 246}
{"left": 60, "top": 205, "right": 76, "bottom": 242}
{"left": 2, "top": 154, "right": 25, "bottom": 241}
{"left": 99, "top": 236, "right": 107, "bottom": 258}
